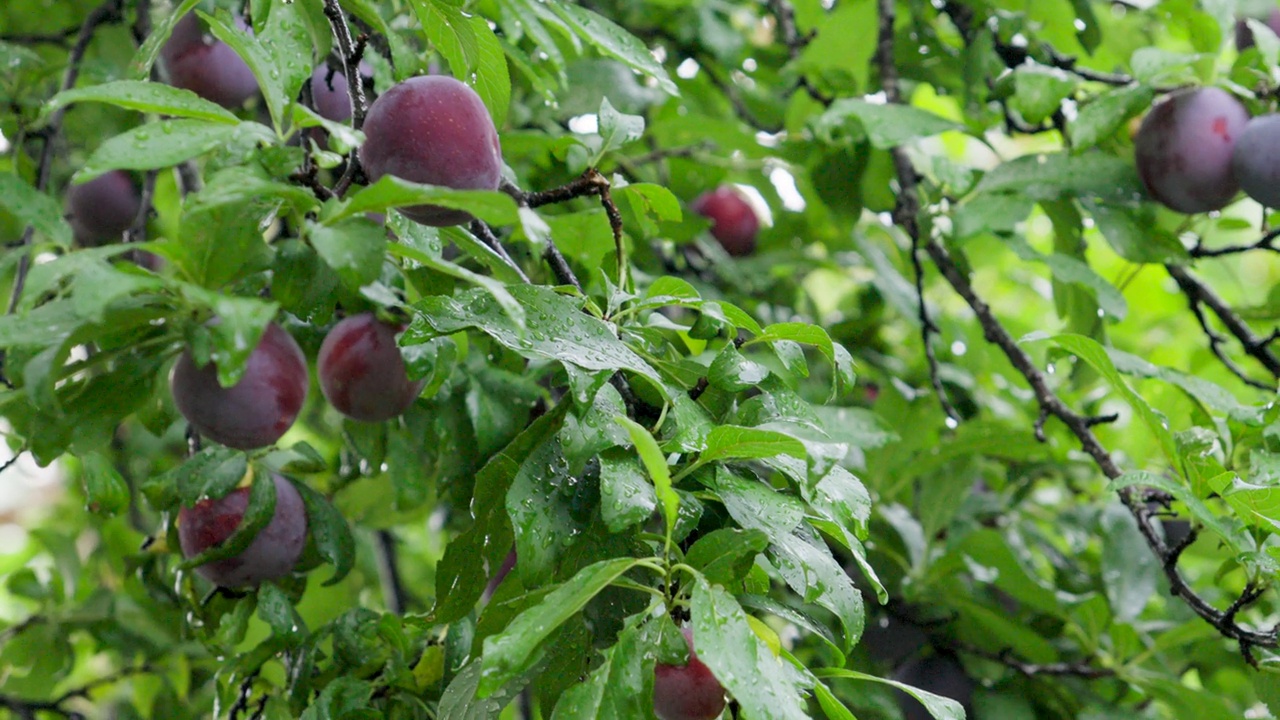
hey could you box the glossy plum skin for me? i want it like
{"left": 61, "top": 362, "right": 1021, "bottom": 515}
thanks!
{"left": 653, "top": 626, "right": 727, "bottom": 720}
{"left": 171, "top": 322, "right": 308, "bottom": 449}
{"left": 893, "top": 654, "right": 975, "bottom": 720}
{"left": 691, "top": 186, "right": 759, "bottom": 257}
{"left": 67, "top": 171, "right": 140, "bottom": 246}
{"left": 1134, "top": 87, "right": 1248, "bottom": 214}
{"left": 358, "top": 76, "right": 503, "bottom": 226}
{"left": 178, "top": 473, "right": 307, "bottom": 588}
{"left": 317, "top": 314, "right": 425, "bottom": 422}
{"left": 160, "top": 13, "right": 258, "bottom": 109}
{"left": 1231, "top": 114, "right": 1280, "bottom": 208}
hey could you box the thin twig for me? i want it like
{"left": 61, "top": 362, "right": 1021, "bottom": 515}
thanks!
{"left": 1166, "top": 264, "right": 1280, "bottom": 384}
{"left": 1188, "top": 227, "right": 1280, "bottom": 258}
{"left": 374, "top": 529, "right": 408, "bottom": 615}
{"left": 321, "top": 0, "right": 368, "bottom": 198}
{"left": 875, "top": 0, "right": 960, "bottom": 423}
{"left": 468, "top": 219, "right": 530, "bottom": 283}
{"left": 956, "top": 643, "right": 1115, "bottom": 679}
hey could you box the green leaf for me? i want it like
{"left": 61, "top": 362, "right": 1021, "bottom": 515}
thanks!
{"left": 701, "top": 426, "right": 807, "bottom": 463}
{"left": 717, "top": 469, "right": 864, "bottom": 650}
{"left": 438, "top": 659, "right": 530, "bottom": 720}
{"left": 129, "top": 0, "right": 203, "bottom": 78}
{"left": 76, "top": 120, "right": 273, "bottom": 182}
{"left": 975, "top": 152, "right": 1144, "bottom": 203}
{"left": 0, "top": 173, "right": 73, "bottom": 248}
{"left": 1069, "top": 84, "right": 1154, "bottom": 150}
{"left": 815, "top": 667, "right": 966, "bottom": 720}
{"left": 691, "top": 579, "right": 811, "bottom": 720}
{"left": 291, "top": 479, "right": 356, "bottom": 586}
{"left": 1100, "top": 504, "right": 1158, "bottom": 622}
{"left": 76, "top": 452, "right": 130, "bottom": 517}
{"left": 684, "top": 527, "right": 769, "bottom": 585}
{"left": 506, "top": 435, "right": 588, "bottom": 585}
{"left": 594, "top": 96, "right": 644, "bottom": 160}
{"left": 407, "top": 285, "right": 663, "bottom": 391}
{"left": 1000, "top": 235, "right": 1127, "bottom": 320}
{"left": 598, "top": 450, "right": 657, "bottom": 533}
{"left": 200, "top": 10, "right": 283, "bottom": 127}
{"left": 299, "top": 676, "right": 375, "bottom": 720}
{"left": 478, "top": 557, "right": 639, "bottom": 697}
{"left": 177, "top": 467, "right": 275, "bottom": 572}
{"left": 166, "top": 446, "right": 248, "bottom": 508}
{"left": 1082, "top": 200, "right": 1190, "bottom": 264}
{"left": 708, "top": 342, "right": 771, "bottom": 392}
{"left": 1107, "top": 471, "right": 1244, "bottom": 552}
{"left": 43, "top": 81, "right": 241, "bottom": 124}
{"left": 177, "top": 285, "right": 278, "bottom": 387}
{"left": 549, "top": 620, "right": 650, "bottom": 719}
{"left": 257, "top": 582, "right": 306, "bottom": 646}
{"left": 260, "top": 0, "right": 314, "bottom": 113}
{"left": 433, "top": 403, "right": 567, "bottom": 624}
{"left": 330, "top": 175, "right": 520, "bottom": 226}
{"left": 1045, "top": 334, "right": 1179, "bottom": 468}
{"left": 1011, "top": 66, "right": 1076, "bottom": 124}
{"left": 616, "top": 416, "right": 679, "bottom": 543}
{"left": 549, "top": 4, "right": 678, "bottom": 95}
{"left": 307, "top": 218, "right": 387, "bottom": 291}
{"left": 813, "top": 98, "right": 965, "bottom": 149}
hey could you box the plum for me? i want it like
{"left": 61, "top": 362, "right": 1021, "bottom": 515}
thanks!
{"left": 893, "top": 654, "right": 975, "bottom": 720}
{"left": 691, "top": 186, "right": 759, "bottom": 256}
{"left": 308, "top": 63, "right": 371, "bottom": 148}
{"left": 358, "top": 76, "right": 503, "bottom": 226}
{"left": 160, "top": 12, "right": 258, "bottom": 109}
{"left": 653, "top": 626, "right": 727, "bottom": 720}
{"left": 1231, "top": 114, "right": 1280, "bottom": 208}
{"left": 67, "top": 170, "right": 140, "bottom": 246}
{"left": 317, "top": 314, "right": 425, "bottom": 422}
{"left": 179, "top": 472, "right": 307, "bottom": 588}
{"left": 1134, "top": 87, "right": 1248, "bottom": 214}
{"left": 171, "top": 322, "right": 308, "bottom": 449}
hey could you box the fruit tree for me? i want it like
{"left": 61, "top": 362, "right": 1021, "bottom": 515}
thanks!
{"left": 3, "top": 0, "right": 1280, "bottom": 718}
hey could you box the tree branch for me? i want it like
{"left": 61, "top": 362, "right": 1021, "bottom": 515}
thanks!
{"left": 1166, "top": 264, "right": 1280, "bottom": 384}
{"left": 374, "top": 529, "right": 409, "bottom": 615}
{"left": 320, "top": 0, "right": 369, "bottom": 197}
{"left": 879, "top": 0, "right": 1279, "bottom": 654}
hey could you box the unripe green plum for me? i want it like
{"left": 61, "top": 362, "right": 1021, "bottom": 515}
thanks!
{"left": 1231, "top": 114, "right": 1280, "bottom": 208}
{"left": 160, "top": 13, "right": 258, "bottom": 109}
{"left": 1134, "top": 87, "right": 1248, "bottom": 214}
{"left": 317, "top": 313, "right": 425, "bottom": 422}
{"left": 358, "top": 76, "right": 503, "bottom": 226}
{"left": 170, "top": 322, "right": 308, "bottom": 449}
{"left": 691, "top": 186, "right": 759, "bottom": 256}
{"left": 67, "top": 170, "right": 140, "bottom": 246}
{"left": 653, "top": 626, "right": 727, "bottom": 720}
{"left": 178, "top": 473, "right": 307, "bottom": 588}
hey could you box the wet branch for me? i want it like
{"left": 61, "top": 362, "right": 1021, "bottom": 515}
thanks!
{"left": 321, "top": 0, "right": 368, "bottom": 197}
{"left": 375, "top": 529, "right": 409, "bottom": 615}
{"left": 1166, "top": 264, "right": 1280, "bottom": 385}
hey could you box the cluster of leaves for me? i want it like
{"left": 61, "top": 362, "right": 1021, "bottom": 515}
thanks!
{"left": 4, "top": 0, "right": 1280, "bottom": 719}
